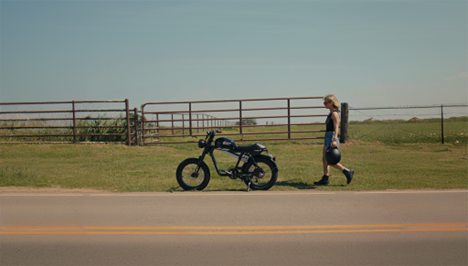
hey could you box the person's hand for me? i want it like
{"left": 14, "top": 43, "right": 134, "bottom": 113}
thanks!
{"left": 331, "top": 141, "right": 337, "bottom": 147}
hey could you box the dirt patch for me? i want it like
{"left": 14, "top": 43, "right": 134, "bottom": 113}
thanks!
{"left": 0, "top": 186, "right": 111, "bottom": 193}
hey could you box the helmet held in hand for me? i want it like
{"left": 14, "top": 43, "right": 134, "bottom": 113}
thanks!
{"left": 325, "top": 146, "right": 341, "bottom": 165}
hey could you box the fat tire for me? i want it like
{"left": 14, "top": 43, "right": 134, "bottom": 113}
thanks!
{"left": 242, "top": 155, "right": 278, "bottom": 190}
{"left": 176, "top": 158, "right": 210, "bottom": 191}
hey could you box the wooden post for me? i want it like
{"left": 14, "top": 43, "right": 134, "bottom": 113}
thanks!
{"left": 340, "top": 102, "right": 349, "bottom": 143}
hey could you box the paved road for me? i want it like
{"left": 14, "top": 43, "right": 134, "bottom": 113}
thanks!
{"left": 1, "top": 190, "right": 467, "bottom": 265}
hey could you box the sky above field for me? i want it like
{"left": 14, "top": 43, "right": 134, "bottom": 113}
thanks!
{"left": 1, "top": 0, "right": 467, "bottom": 110}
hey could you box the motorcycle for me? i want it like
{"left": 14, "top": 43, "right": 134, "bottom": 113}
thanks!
{"left": 176, "top": 130, "right": 278, "bottom": 192}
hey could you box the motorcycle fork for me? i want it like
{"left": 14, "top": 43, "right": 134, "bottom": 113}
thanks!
{"left": 194, "top": 148, "right": 211, "bottom": 174}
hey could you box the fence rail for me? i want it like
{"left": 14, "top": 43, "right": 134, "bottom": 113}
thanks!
{"left": 0, "top": 99, "right": 138, "bottom": 145}
{"left": 2, "top": 97, "right": 341, "bottom": 146}
{"left": 3, "top": 99, "right": 464, "bottom": 146}
{"left": 141, "top": 96, "right": 334, "bottom": 145}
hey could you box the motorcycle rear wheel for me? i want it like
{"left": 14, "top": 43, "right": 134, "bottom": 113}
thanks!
{"left": 242, "top": 155, "right": 278, "bottom": 190}
{"left": 176, "top": 158, "right": 210, "bottom": 191}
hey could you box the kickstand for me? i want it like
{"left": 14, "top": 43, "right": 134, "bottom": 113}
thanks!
{"left": 247, "top": 180, "right": 251, "bottom": 192}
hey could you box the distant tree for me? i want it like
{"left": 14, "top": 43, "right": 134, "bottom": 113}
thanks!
{"left": 407, "top": 117, "right": 420, "bottom": 123}
{"left": 235, "top": 119, "right": 257, "bottom": 125}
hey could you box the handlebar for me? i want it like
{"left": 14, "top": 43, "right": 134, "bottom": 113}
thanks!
{"left": 205, "top": 130, "right": 222, "bottom": 143}
{"left": 206, "top": 130, "right": 222, "bottom": 136}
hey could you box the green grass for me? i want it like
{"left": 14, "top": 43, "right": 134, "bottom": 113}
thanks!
{"left": 0, "top": 114, "right": 133, "bottom": 143}
{"left": 1, "top": 117, "right": 466, "bottom": 192}
{"left": 148, "top": 117, "right": 467, "bottom": 145}
{"left": 1, "top": 140, "right": 466, "bottom": 192}
{"left": 349, "top": 118, "right": 467, "bottom": 145}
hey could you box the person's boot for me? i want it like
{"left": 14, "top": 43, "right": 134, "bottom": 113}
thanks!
{"left": 343, "top": 169, "right": 354, "bottom": 184}
{"left": 314, "top": 175, "right": 329, "bottom": 186}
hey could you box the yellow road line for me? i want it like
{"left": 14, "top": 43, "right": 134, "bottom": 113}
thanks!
{"left": 1, "top": 223, "right": 467, "bottom": 230}
{"left": 1, "top": 228, "right": 466, "bottom": 235}
{"left": 1, "top": 223, "right": 466, "bottom": 235}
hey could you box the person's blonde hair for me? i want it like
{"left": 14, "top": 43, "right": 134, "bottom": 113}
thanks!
{"left": 324, "top": 94, "right": 340, "bottom": 109}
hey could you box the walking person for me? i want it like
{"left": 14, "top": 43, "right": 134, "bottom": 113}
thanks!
{"left": 314, "top": 94, "right": 354, "bottom": 186}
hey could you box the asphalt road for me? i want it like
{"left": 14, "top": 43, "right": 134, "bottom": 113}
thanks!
{"left": 1, "top": 190, "right": 467, "bottom": 265}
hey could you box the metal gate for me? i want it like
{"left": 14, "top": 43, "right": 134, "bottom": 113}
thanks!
{"left": 141, "top": 97, "right": 330, "bottom": 145}
{"left": 0, "top": 99, "right": 135, "bottom": 145}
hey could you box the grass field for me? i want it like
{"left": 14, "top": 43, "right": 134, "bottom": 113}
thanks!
{"left": 1, "top": 117, "right": 466, "bottom": 192}
{"left": 349, "top": 117, "right": 467, "bottom": 145}
{"left": 1, "top": 139, "right": 466, "bottom": 192}
{"left": 147, "top": 117, "right": 468, "bottom": 144}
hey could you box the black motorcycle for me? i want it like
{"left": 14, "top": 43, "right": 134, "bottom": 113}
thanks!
{"left": 176, "top": 130, "right": 278, "bottom": 192}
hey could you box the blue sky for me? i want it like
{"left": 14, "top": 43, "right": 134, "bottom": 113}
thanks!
{"left": 1, "top": 0, "right": 467, "bottom": 110}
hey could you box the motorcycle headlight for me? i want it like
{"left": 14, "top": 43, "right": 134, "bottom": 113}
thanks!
{"left": 198, "top": 139, "right": 206, "bottom": 148}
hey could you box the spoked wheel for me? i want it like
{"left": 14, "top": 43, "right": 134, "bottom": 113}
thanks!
{"left": 242, "top": 156, "right": 278, "bottom": 190}
{"left": 176, "top": 158, "right": 210, "bottom": 191}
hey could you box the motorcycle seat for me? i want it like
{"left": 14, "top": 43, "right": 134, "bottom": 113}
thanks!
{"left": 236, "top": 143, "right": 267, "bottom": 152}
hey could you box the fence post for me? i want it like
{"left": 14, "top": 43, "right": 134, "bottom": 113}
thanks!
{"left": 72, "top": 100, "right": 76, "bottom": 144}
{"left": 134, "top": 107, "right": 139, "bottom": 146}
{"left": 441, "top": 105, "right": 444, "bottom": 144}
{"left": 340, "top": 102, "right": 349, "bottom": 143}
{"left": 156, "top": 113, "right": 159, "bottom": 136}
{"left": 189, "top": 103, "right": 192, "bottom": 136}
{"left": 287, "top": 99, "right": 291, "bottom": 139}
{"left": 182, "top": 114, "right": 185, "bottom": 137}
{"left": 141, "top": 105, "right": 146, "bottom": 145}
{"left": 125, "top": 99, "right": 131, "bottom": 146}
{"left": 239, "top": 101, "right": 243, "bottom": 136}
{"left": 171, "top": 114, "right": 174, "bottom": 135}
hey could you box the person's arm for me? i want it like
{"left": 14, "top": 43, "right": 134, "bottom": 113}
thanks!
{"left": 332, "top": 112, "right": 340, "bottom": 146}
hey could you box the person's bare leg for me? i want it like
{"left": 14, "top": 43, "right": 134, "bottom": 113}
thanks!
{"left": 316, "top": 146, "right": 330, "bottom": 186}
{"left": 331, "top": 163, "right": 344, "bottom": 171}
{"left": 322, "top": 146, "right": 329, "bottom": 176}
{"left": 322, "top": 148, "right": 354, "bottom": 185}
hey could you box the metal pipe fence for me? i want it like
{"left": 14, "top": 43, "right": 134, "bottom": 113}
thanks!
{"left": 0, "top": 99, "right": 138, "bottom": 145}
{"left": 141, "top": 97, "right": 329, "bottom": 145}
{"left": 4, "top": 98, "right": 463, "bottom": 146}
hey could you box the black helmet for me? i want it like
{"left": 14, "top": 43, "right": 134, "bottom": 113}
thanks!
{"left": 325, "top": 146, "right": 341, "bottom": 165}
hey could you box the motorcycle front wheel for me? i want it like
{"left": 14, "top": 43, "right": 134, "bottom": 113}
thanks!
{"left": 176, "top": 158, "right": 210, "bottom": 191}
{"left": 242, "top": 155, "right": 278, "bottom": 190}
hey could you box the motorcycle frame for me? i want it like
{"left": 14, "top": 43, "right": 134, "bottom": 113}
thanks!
{"left": 196, "top": 132, "right": 259, "bottom": 178}
{"left": 198, "top": 145, "right": 257, "bottom": 177}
